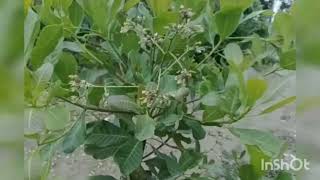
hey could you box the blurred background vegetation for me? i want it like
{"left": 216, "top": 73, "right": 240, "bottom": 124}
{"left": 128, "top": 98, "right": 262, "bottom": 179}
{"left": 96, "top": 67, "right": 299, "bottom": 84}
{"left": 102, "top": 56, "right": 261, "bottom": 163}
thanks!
{"left": 0, "top": 0, "right": 23, "bottom": 180}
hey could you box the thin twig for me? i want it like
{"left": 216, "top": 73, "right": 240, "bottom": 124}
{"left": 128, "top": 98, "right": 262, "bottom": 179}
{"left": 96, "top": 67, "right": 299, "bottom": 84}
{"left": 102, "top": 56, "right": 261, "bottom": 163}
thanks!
{"left": 186, "top": 97, "right": 202, "bottom": 104}
{"left": 143, "top": 137, "right": 171, "bottom": 159}
{"left": 197, "top": 40, "right": 222, "bottom": 67}
{"left": 57, "top": 97, "right": 136, "bottom": 114}
{"left": 151, "top": 138, "right": 179, "bottom": 149}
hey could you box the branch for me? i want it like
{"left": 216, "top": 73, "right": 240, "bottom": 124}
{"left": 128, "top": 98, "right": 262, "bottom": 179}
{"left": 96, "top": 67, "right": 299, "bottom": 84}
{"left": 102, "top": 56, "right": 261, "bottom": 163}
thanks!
{"left": 186, "top": 97, "right": 202, "bottom": 104}
{"left": 151, "top": 138, "right": 179, "bottom": 150}
{"left": 143, "top": 137, "right": 171, "bottom": 160}
{"left": 57, "top": 97, "right": 136, "bottom": 114}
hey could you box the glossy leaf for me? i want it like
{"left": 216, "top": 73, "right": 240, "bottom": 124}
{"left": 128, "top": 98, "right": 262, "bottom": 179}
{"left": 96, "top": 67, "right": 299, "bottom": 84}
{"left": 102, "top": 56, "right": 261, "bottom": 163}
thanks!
{"left": 30, "top": 24, "right": 63, "bottom": 69}
{"left": 215, "top": 9, "right": 242, "bottom": 40}
{"left": 201, "top": 91, "right": 222, "bottom": 106}
{"left": 220, "top": 0, "right": 254, "bottom": 11}
{"left": 106, "top": 95, "right": 142, "bottom": 114}
{"left": 43, "top": 106, "right": 70, "bottom": 130}
{"left": 114, "top": 139, "right": 143, "bottom": 175}
{"left": 69, "top": 1, "right": 84, "bottom": 27}
{"left": 62, "top": 111, "right": 86, "bottom": 153}
{"left": 184, "top": 119, "right": 206, "bottom": 140}
{"left": 203, "top": 106, "right": 226, "bottom": 122}
{"left": 224, "top": 43, "right": 243, "bottom": 65}
{"left": 246, "top": 78, "right": 268, "bottom": 106}
{"left": 134, "top": 115, "right": 156, "bottom": 141}
{"left": 260, "top": 96, "right": 296, "bottom": 114}
{"left": 246, "top": 145, "right": 270, "bottom": 178}
{"left": 146, "top": 0, "right": 171, "bottom": 16}
{"left": 85, "top": 121, "right": 129, "bottom": 147}
{"left": 89, "top": 176, "right": 117, "bottom": 180}
{"left": 179, "top": 149, "right": 202, "bottom": 171}
{"left": 280, "top": 49, "right": 296, "bottom": 70}
{"left": 24, "top": 9, "right": 40, "bottom": 62}
{"left": 84, "top": 144, "right": 121, "bottom": 160}
{"left": 230, "top": 128, "right": 284, "bottom": 157}
{"left": 55, "top": 52, "right": 78, "bottom": 83}
{"left": 88, "top": 87, "right": 104, "bottom": 106}
{"left": 273, "top": 12, "right": 295, "bottom": 50}
{"left": 124, "top": 0, "right": 140, "bottom": 11}
{"left": 239, "top": 164, "right": 258, "bottom": 180}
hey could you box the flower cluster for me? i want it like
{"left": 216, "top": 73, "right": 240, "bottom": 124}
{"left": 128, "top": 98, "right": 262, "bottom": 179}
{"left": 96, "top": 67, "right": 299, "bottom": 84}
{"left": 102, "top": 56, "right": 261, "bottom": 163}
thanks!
{"left": 120, "top": 18, "right": 164, "bottom": 50}
{"left": 68, "top": 75, "right": 88, "bottom": 92}
{"left": 138, "top": 30, "right": 164, "bottom": 50}
{"left": 175, "top": 69, "right": 193, "bottom": 86}
{"left": 140, "top": 89, "right": 171, "bottom": 108}
{"left": 165, "top": 7, "right": 203, "bottom": 39}
{"left": 179, "top": 5, "right": 194, "bottom": 22}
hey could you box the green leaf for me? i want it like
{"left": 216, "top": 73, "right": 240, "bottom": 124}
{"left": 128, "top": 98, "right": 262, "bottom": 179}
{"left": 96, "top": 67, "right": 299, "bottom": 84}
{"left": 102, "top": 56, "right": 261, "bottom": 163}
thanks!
{"left": 215, "top": 9, "right": 242, "bottom": 40}
{"left": 146, "top": 0, "right": 171, "bottom": 16}
{"left": 260, "top": 96, "right": 296, "bottom": 115}
{"left": 201, "top": 91, "right": 222, "bottom": 106}
{"left": 246, "top": 145, "right": 270, "bottom": 178}
{"left": 62, "top": 111, "right": 86, "bottom": 154}
{"left": 179, "top": 149, "right": 202, "bottom": 171}
{"left": 85, "top": 121, "right": 129, "bottom": 147}
{"left": 114, "top": 139, "right": 143, "bottom": 175}
{"left": 220, "top": 87, "right": 241, "bottom": 114}
{"left": 88, "top": 87, "right": 104, "bottom": 106}
{"left": 224, "top": 43, "right": 243, "bottom": 65}
{"left": 78, "top": 0, "right": 124, "bottom": 34}
{"left": 100, "top": 41, "right": 125, "bottom": 65}
{"left": 34, "top": 63, "right": 54, "bottom": 86}
{"left": 280, "top": 49, "right": 296, "bottom": 70}
{"left": 106, "top": 95, "right": 142, "bottom": 114}
{"left": 69, "top": 0, "right": 84, "bottom": 27}
{"left": 84, "top": 144, "right": 121, "bottom": 160}
{"left": 240, "top": 10, "right": 269, "bottom": 24}
{"left": 52, "top": 0, "right": 74, "bottom": 11}
{"left": 154, "top": 11, "right": 179, "bottom": 34}
{"left": 77, "top": 0, "right": 108, "bottom": 33}
{"left": 239, "top": 164, "right": 258, "bottom": 180}
{"left": 276, "top": 171, "right": 294, "bottom": 180}
{"left": 30, "top": 24, "right": 63, "bottom": 69}
{"left": 160, "top": 75, "right": 178, "bottom": 94}
{"left": 246, "top": 78, "right": 268, "bottom": 106}
{"left": 43, "top": 106, "right": 70, "bottom": 130}
{"left": 273, "top": 12, "right": 295, "bottom": 50}
{"left": 24, "top": 9, "right": 40, "bottom": 62}
{"left": 89, "top": 176, "right": 117, "bottom": 180}
{"left": 203, "top": 106, "right": 226, "bottom": 122}
{"left": 134, "top": 115, "right": 156, "bottom": 141}
{"left": 220, "top": 0, "right": 254, "bottom": 11}
{"left": 124, "top": 0, "right": 140, "bottom": 11}
{"left": 158, "top": 113, "right": 183, "bottom": 127}
{"left": 55, "top": 52, "right": 78, "bottom": 83}
{"left": 184, "top": 119, "right": 206, "bottom": 140}
{"left": 230, "top": 128, "right": 284, "bottom": 157}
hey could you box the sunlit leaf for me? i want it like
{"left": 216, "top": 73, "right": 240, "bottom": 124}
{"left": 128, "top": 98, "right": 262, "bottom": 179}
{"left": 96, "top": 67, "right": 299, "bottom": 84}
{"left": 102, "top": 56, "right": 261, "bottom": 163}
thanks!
{"left": 43, "top": 106, "right": 70, "bottom": 130}
{"left": 215, "top": 9, "right": 242, "bottom": 39}
{"left": 260, "top": 96, "right": 296, "bottom": 114}
{"left": 246, "top": 78, "right": 268, "bottom": 106}
{"left": 224, "top": 43, "right": 243, "bottom": 65}
{"left": 134, "top": 115, "right": 156, "bottom": 141}
{"left": 230, "top": 128, "right": 284, "bottom": 157}
{"left": 30, "top": 24, "right": 63, "bottom": 69}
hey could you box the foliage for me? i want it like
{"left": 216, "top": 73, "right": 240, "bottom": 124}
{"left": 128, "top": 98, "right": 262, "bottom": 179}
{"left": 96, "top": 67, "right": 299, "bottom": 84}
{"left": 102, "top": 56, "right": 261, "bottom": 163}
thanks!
{"left": 24, "top": 0, "right": 296, "bottom": 179}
